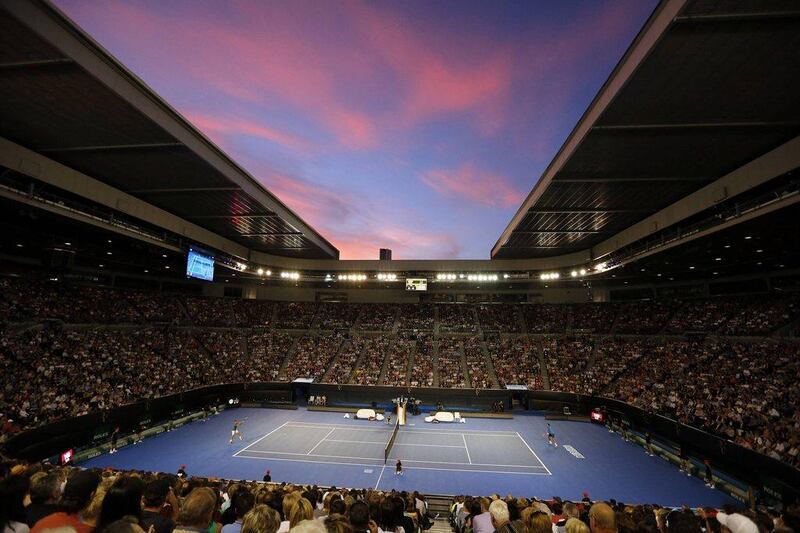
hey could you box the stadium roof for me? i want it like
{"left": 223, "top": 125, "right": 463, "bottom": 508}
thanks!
{"left": 0, "top": 0, "right": 338, "bottom": 260}
{"left": 492, "top": 0, "right": 800, "bottom": 260}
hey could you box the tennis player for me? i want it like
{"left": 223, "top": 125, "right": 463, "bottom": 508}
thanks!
{"left": 229, "top": 419, "right": 244, "bottom": 444}
{"left": 395, "top": 458, "right": 403, "bottom": 476}
{"left": 545, "top": 423, "right": 558, "bottom": 447}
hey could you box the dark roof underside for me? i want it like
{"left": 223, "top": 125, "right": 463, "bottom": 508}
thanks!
{"left": 0, "top": 5, "right": 337, "bottom": 259}
{"left": 494, "top": 0, "right": 800, "bottom": 259}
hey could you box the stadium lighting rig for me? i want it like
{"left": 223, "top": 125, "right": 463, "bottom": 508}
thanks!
{"left": 339, "top": 273, "right": 367, "bottom": 281}
{"left": 466, "top": 273, "right": 499, "bottom": 282}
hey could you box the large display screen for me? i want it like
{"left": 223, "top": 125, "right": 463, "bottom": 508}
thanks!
{"left": 405, "top": 278, "right": 427, "bottom": 291}
{"left": 186, "top": 248, "right": 215, "bottom": 281}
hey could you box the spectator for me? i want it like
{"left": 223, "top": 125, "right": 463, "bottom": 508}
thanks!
{"left": 588, "top": 504, "right": 616, "bottom": 533}
{"left": 97, "top": 477, "right": 145, "bottom": 533}
{"left": 1, "top": 475, "right": 30, "bottom": 533}
{"left": 175, "top": 488, "right": 218, "bottom": 533}
{"left": 223, "top": 492, "right": 256, "bottom": 533}
{"left": 31, "top": 470, "right": 101, "bottom": 533}
{"left": 488, "top": 500, "right": 511, "bottom": 533}
{"left": 242, "top": 505, "right": 280, "bottom": 533}
{"left": 25, "top": 473, "right": 61, "bottom": 527}
{"left": 348, "top": 502, "right": 371, "bottom": 533}
{"left": 141, "top": 479, "right": 175, "bottom": 533}
{"left": 565, "top": 519, "right": 590, "bottom": 533}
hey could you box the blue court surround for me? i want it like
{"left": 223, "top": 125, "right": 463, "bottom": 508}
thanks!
{"left": 82, "top": 407, "right": 738, "bottom": 507}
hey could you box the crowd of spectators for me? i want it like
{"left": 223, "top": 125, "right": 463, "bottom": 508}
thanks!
{"left": 280, "top": 334, "right": 343, "bottom": 382}
{"left": 397, "top": 305, "right": 435, "bottom": 331}
{"left": 438, "top": 306, "right": 478, "bottom": 334}
{"left": 3, "top": 461, "right": 798, "bottom": 533}
{"left": 665, "top": 299, "right": 741, "bottom": 333}
{"left": 358, "top": 306, "right": 398, "bottom": 332}
{"left": 323, "top": 338, "right": 365, "bottom": 384}
{"left": 0, "top": 463, "right": 459, "bottom": 533}
{"left": 317, "top": 304, "right": 361, "bottom": 331}
{"left": 351, "top": 337, "right": 391, "bottom": 386}
{"left": 571, "top": 305, "right": 617, "bottom": 334}
{"left": 476, "top": 305, "right": 521, "bottom": 333}
{"left": 721, "top": 295, "right": 800, "bottom": 336}
{"left": 541, "top": 337, "right": 594, "bottom": 394}
{"left": 436, "top": 339, "right": 466, "bottom": 389}
{"left": 274, "top": 303, "right": 318, "bottom": 330}
{"left": 409, "top": 336, "right": 434, "bottom": 388}
{"left": 246, "top": 333, "right": 295, "bottom": 382}
{"left": 487, "top": 339, "right": 542, "bottom": 390}
{"left": 463, "top": 338, "right": 493, "bottom": 389}
{"left": 614, "top": 301, "right": 675, "bottom": 334}
{"left": 383, "top": 340, "right": 413, "bottom": 387}
{"left": 522, "top": 305, "right": 566, "bottom": 334}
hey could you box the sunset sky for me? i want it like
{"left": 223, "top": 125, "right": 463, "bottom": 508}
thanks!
{"left": 54, "top": 0, "right": 657, "bottom": 259}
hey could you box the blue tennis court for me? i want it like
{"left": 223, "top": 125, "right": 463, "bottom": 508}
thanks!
{"left": 81, "top": 407, "right": 738, "bottom": 507}
{"left": 235, "top": 421, "right": 550, "bottom": 476}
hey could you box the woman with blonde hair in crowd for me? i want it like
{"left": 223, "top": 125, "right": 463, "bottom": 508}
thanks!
{"left": 289, "top": 500, "right": 314, "bottom": 530}
{"left": 565, "top": 519, "right": 590, "bottom": 533}
{"left": 242, "top": 504, "right": 281, "bottom": 533}
{"left": 526, "top": 511, "right": 552, "bottom": 533}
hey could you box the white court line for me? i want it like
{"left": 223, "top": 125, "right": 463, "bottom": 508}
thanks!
{"left": 307, "top": 428, "right": 336, "bottom": 455}
{"left": 233, "top": 453, "right": 550, "bottom": 476}
{"left": 515, "top": 431, "right": 552, "bottom": 476}
{"left": 375, "top": 464, "right": 386, "bottom": 489}
{"left": 233, "top": 421, "right": 289, "bottom": 458}
{"left": 325, "top": 439, "right": 466, "bottom": 448}
{"left": 462, "top": 433, "right": 472, "bottom": 464}
{"left": 284, "top": 422, "right": 519, "bottom": 437}
{"left": 240, "top": 448, "right": 547, "bottom": 470}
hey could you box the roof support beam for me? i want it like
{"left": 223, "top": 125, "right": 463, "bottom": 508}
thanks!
{"left": 0, "top": 58, "right": 72, "bottom": 70}
{"left": 675, "top": 11, "right": 800, "bottom": 22}
{"left": 528, "top": 208, "right": 650, "bottom": 214}
{"left": 131, "top": 187, "right": 241, "bottom": 194}
{"left": 593, "top": 121, "right": 800, "bottom": 131}
{"left": 37, "top": 142, "right": 183, "bottom": 153}
{"left": 234, "top": 232, "right": 304, "bottom": 238}
{"left": 555, "top": 176, "right": 711, "bottom": 183}
{"left": 513, "top": 230, "right": 612, "bottom": 235}
{"left": 185, "top": 214, "right": 280, "bottom": 220}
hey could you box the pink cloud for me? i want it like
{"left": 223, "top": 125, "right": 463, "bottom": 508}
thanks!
{"left": 333, "top": 227, "right": 462, "bottom": 260}
{"left": 420, "top": 163, "right": 524, "bottom": 209}
{"left": 186, "top": 112, "right": 312, "bottom": 153}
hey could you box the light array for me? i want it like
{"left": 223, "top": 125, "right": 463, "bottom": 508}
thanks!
{"left": 570, "top": 268, "right": 588, "bottom": 278}
{"left": 467, "top": 274, "right": 499, "bottom": 282}
{"left": 280, "top": 271, "right": 300, "bottom": 280}
{"left": 436, "top": 273, "right": 457, "bottom": 280}
{"left": 339, "top": 273, "right": 367, "bottom": 281}
{"left": 376, "top": 273, "right": 397, "bottom": 281}
{"left": 539, "top": 272, "right": 560, "bottom": 280}
{"left": 256, "top": 268, "right": 272, "bottom": 276}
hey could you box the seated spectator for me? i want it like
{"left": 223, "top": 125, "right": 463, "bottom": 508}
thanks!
{"left": 141, "top": 479, "right": 176, "bottom": 533}
{"left": 31, "top": 470, "right": 101, "bottom": 533}
{"left": 242, "top": 505, "right": 281, "bottom": 533}
{"left": 1, "top": 475, "right": 30, "bottom": 533}
{"left": 97, "top": 477, "right": 145, "bottom": 533}
{"left": 175, "top": 488, "right": 219, "bottom": 533}
{"left": 25, "top": 473, "right": 61, "bottom": 528}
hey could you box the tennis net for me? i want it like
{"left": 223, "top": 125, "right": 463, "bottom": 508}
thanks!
{"left": 384, "top": 419, "right": 400, "bottom": 464}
